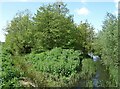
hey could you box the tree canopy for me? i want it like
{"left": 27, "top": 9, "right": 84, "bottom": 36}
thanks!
{"left": 4, "top": 2, "right": 95, "bottom": 55}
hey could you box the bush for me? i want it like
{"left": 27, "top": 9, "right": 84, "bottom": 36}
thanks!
{"left": 1, "top": 50, "right": 22, "bottom": 88}
{"left": 81, "top": 59, "right": 97, "bottom": 78}
{"left": 25, "top": 47, "right": 82, "bottom": 86}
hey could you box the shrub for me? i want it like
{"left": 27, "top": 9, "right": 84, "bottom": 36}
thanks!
{"left": 1, "top": 50, "right": 22, "bottom": 88}
{"left": 25, "top": 47, "right": 82, "bottom": 86}
{"left": 81, "top": 58, "right": 97, "bottom": 79}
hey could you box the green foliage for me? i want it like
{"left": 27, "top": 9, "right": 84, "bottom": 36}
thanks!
{"left": 94, "top": 13, "right": 118, "bottom": 87}
{"left": 4, "top": 2, "right": 95, "bottom": 55}
{"left": 0, "top": 50, "right": 22, "bottom": 88}
{"left": 77, "top": 21, "right": 95, "bottom": 55}
{"left": 25, "top": 47, "right": 82, "bottom": 86}
{"left": 2, "top": 2, "right": 96, "bottom": 87}
{"left": 4, "top": 10, "right": 34, "bottom": 55}
{"left": 25, "top": 47, "right": 81, "bottom": 76}
{"left": 2, "top": 1, "right": 118, "bottom": 88}
{"left": 0, "top": 47, "right": 82, "bottom": 87}
{"left": 81, "top": 59, "right": 97, "bottom": 79}
{"left": 13, "top": 56, "right": 47, "bottom": 87}
{"left": 33, "top": 3, "right": 77, "bottom": 52}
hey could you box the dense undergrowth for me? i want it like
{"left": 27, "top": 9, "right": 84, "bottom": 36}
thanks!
{"left": 24, "top": 48, "right": 82, "bottom": 87}
{"left": 1, "top": 47, "right": 97, "bottom": 88}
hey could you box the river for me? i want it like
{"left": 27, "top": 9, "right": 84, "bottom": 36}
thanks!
{"left": 76, "top": 53, "right": 109, "bottom": 88}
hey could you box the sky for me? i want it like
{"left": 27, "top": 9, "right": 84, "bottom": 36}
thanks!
{"left": 0, "top": 0, "right": 119, "bottom": 42}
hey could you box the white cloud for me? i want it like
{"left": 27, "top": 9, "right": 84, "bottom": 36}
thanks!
{"left": 75, "top": 7, "right": 89, "bottom": 16}
{"left": 114, "top": 0, "right": 120, "bottom": 3}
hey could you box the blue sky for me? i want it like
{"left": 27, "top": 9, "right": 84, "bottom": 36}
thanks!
{"left": 0, "top": 0, "right": 118, "bottom": 42}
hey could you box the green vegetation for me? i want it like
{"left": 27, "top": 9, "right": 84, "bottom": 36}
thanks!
{"left": 1, "top": 2, "right": 118, "bottom": 88}
{"left": 94, "top": 13, "right": 119, "bottom": 87}
{"left": 24, "top": 48, "right": 82, "bottom": 87}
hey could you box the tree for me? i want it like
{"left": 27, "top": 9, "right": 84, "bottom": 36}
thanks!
{"left": 94, "top": 13, "right": 118, "bottom": 87}
{"left": 33, "top": 2, "right": 76, "bottom": 52}
{"left": 4, "top": 10, "right": 34, "bottom": 55}
{"left": 77, "top": 21, "right": 95, "bottom": 56}
{"left": 3, "top": 2, "right": 96, "bottom": 56}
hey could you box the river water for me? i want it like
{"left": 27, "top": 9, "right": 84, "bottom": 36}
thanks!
{"left": 76, "top": 53, "right": 109, "bottom": 88}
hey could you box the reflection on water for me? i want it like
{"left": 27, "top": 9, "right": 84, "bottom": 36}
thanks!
{"left": 93, "top": 70, "right": 99, "bottom": 87}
